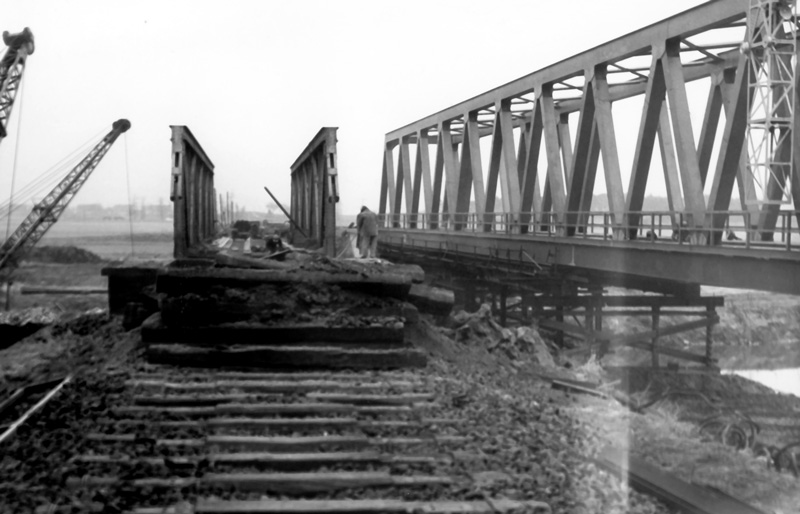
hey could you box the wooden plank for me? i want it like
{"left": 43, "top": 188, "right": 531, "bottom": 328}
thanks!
{"left": 126, "top": 379, "right": 423, "bottom": 392}
{"left": 74, "top": 451, "right": 443, "bottom": 470}
{"left": 182, "top": 499, "right": 553, "bottom": 514}
{"left": 198, "top": 499, "right": 550, "bottom": 514}
{"left": 551, "top": 380, "right": 607, "bottom": 398}
{"left": 306, "top": 393, "right": 435, "bottom": 405}
{"left": 131, "top": 394, "right": 276, "bottom": 407}
{"left": 142, "top": 314, "right": 405, "bottom": 346}
{"left": 209, "top": 435, "right": 466, "bottom": 451}
{"left": 112, "top": 401, "right": 432, "bottom": 417}
{"left": 156, "top": 267, "right": 419, "bottom": 297}
{"left": 86, "top": 434, "right": 204, "bottom": 447}
{"left": 99, "top": 418, "right": 463, "bottom": 430}
{"left": 146, "top": 344, "right": 427, "bottom": 370}
{"left": 160, "top": 294, "right": 412, "bottom": 326}
{"left": 595, "top": 446, "right": 767, "bottom": 514}
{"left": 540, "top": 318, "right": 717, "bottom": 364}
{"left": 618, "top": 341, "right": 713, "bottom": 364}
{"left": 408, "top": 284, "right": 454, "bottom": 316}
{"left": 130, "top": 371, "right": 423, "bottom": 381}
{"left": 129, "top": 393, "right": 434, "bottom": 407}
{"left": 67, "top": 472, "right": 452, "bottom": 494}
{"left": 86, "top": 434, "right": 465, "bottom": 451}
{"left": 20, "top": 286, "right": 107, "bottom": 295}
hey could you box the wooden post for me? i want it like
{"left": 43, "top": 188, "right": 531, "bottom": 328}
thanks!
{"left": 465, "top": 282, "right": 477, "bottom": 312}
{"left": 499, "top": 286, "right": 508, "bottom": 327}
{"left": 651, "top": 306, "right": 661, "bottom": 367}
{"left": 705, "top": 305, "right": 714, "bottom": 365}
{"left": 593, "top": 290, "right": 604, "bottom": 356}
{"left": 593, "top": 290, "right": 603, "bottom": 332}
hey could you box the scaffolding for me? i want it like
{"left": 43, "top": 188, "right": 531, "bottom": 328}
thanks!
{"left": 745, "top": 0, "right": 797, "bottom": 204}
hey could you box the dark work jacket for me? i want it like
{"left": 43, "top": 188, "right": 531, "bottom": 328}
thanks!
{"left": 357, "top": 210, "right": 378, "bottom": 237}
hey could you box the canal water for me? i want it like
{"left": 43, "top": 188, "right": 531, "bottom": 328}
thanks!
{"left": 724, "top": 368, "right": 800, "bottom": 397}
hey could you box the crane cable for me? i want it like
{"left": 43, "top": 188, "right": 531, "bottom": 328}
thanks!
{"left": 4, "top": 70, "right": 25, "bottom": 242}
{"left": 124, "top": 133, "right": 134, "bottom": 257}
{"left": 0, "top": 126, "right": 109, "bottom": 220}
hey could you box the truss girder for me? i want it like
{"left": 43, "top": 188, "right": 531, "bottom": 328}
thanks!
{"left": 381, "top": 0, "right": 800, "bottom": 259}
{"left": 289, "top": 127, "right": 339, "bottom": 255}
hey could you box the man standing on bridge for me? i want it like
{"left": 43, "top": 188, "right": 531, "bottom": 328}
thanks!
{"left": 357, "top": 206, "right": 379, "bottom": 259}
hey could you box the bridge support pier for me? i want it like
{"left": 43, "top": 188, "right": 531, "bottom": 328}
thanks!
{"left": 379, "top": 241, "right": 723, "bottom": 368}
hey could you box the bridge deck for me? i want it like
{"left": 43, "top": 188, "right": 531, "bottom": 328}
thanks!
{"left": 379, "top": 216, "right": 800, "bottom": 295}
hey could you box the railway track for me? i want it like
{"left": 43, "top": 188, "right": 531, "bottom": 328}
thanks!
{"left": 4, "top": 367, "right": 549, "bottom": 514}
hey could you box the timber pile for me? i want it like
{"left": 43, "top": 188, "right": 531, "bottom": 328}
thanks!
{"left": 142, "top": 261, "right": 445, "bottom": 370}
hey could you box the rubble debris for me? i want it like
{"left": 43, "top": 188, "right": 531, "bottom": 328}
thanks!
{"left": 0, "top": 307, "right": 59, "bottom": 326}
{"left": 0, "top": 307, "right": 59, "bottom": 348}
{"left": 451, "top": 303, "right": 556, "bottom": 367}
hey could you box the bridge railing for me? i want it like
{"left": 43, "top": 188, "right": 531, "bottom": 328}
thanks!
{"left": 379, "top": 210, "right": 800, "bottom": 251}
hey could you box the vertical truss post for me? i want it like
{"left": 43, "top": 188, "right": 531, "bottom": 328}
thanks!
{"left": 459, "top": 111, "right": 486, "bottom": 231}
{"left": 541, "top": 84, "right": 568, "bottom": 233}
{"left": 412, "top": 129, "right": 433, "bottom": 229}
{"left": 380, "top": 141, "right": 396, "bottom": 227}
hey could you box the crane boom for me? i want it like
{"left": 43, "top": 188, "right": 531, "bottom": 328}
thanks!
{"left": 0, "top": 27, "right": 34, "bottom": 142}
{"left": 0, "top": 119, "right": 131, "bottom": 271}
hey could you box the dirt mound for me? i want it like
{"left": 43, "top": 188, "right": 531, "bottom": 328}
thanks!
{"left": 25, "top": 246, "right": 104, "bottom": 264}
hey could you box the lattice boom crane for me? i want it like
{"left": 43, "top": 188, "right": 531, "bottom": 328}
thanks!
{"left": 0, "top": 119, "right": 131, "bottom": 271}
{"left": 0, "top": 27, "right": 34, "bottom": 144}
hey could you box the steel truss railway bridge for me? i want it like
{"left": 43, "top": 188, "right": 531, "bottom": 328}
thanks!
{"left": 376, "top": 0, "right": 800, "bottom": 365}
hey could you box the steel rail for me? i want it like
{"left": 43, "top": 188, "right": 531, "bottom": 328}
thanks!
{"left": 0, "top": 375, "right": 71, "bottom": 444}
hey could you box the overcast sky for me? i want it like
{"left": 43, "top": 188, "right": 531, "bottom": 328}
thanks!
{"left": 0, "top": 0, "right": 709, "bottom": 216}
